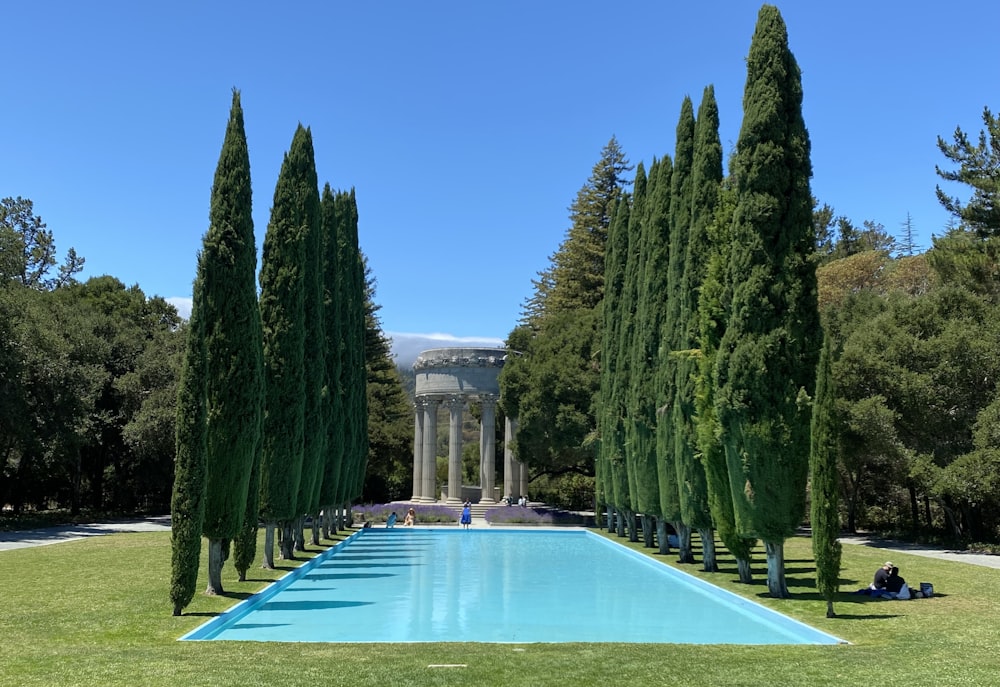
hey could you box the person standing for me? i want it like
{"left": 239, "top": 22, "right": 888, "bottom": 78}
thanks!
{"left": 460, "top": 502, "right": 472, "bottom": 529}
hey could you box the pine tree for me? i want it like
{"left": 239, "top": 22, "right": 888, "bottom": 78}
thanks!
{"left": 936, "top": 106, "right": 1000, "bottom": 237}
{"left": 200, "top": 90, "right": 264, "bottom": 594}
{"left": 258, "top": 126, "right": 311, "bottom": 565}
{"left": 810, "top": 333, "right": 842, "bottom": 618}
{"left": 169, "top": 266, "right": 207, "bottom": 615}
{"left": 716, "top": 4, "right": 820, "bottom": 598}
{"left": 538, "top": 136, "right": 632, "bottom": 316}
{"left": 674, "top": 86, "right": 722, "bottom": 571}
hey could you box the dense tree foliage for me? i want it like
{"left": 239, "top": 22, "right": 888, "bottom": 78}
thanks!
{"left": 198, "top": 91, "right": 264, "bottom": 593}
{"left": 936, "top": 106, "right": 1000, "bottom": 237}
{"left": 258, "top": 126, "right": 311, "bottom": 564}
{"left": 811, "top": 334, "right": 842, "bottom": 618}
{"left": 715, "top": 4, "right": 819, "bottom": 598}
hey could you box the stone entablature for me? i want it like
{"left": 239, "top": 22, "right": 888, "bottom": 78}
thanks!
{"left": 413, "top": 347, "right": 505, "bottom": 399}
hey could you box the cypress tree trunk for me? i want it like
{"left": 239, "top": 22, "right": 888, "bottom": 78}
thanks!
{"left": 294, "top": 515, "right": 306, "bottom": 552}
{"left": 626, "top": 510, "right": 638, "bottom": 542}
{"left": 764, "top": 541, "right": 789, "bottom": 598}
{"left": 280, "top": 522, "right": 296, "bottom": 560}
{"left": 737, "top": 557, "right": 753, "bottom": 584}
{"left": 311, "top": 511, "right": 321, "bottom": 546}
{"left": 206, "top": 538, "right": 226, "bottom": 595}
{"left": 676, "top": 522, "right": 694, "bottom": 564}
{"left": 699, "top": 529, "right": 717, "bottom": 572}
{"left": 641, "top": 515, "right": 655, "bottom": 548}
{"left": 656, "top": 519, "right": 670, "bottom": 555}
{"left": 262, "top": 522, "right": 276, "bottom": 570}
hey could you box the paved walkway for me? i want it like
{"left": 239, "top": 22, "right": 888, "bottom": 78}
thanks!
{"left": 838, "top": 534, "right": 1000, "bottom": 569}
{"left": 0, "top": 515, "right": 171, "bottom": 551}
{"left": 2, "top": 517, "right": 998, "bottom": 570}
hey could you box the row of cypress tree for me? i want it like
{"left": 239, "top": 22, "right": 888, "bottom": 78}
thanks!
{"left": 170, "top": 91, "right": 368, "bottom": 615}
{"left": 596, "top": 5, "right": 834, "bottom": 601}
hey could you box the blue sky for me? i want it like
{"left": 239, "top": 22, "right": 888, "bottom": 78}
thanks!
{"left": 3, "top": 1, "right": 996, "bottom": 362}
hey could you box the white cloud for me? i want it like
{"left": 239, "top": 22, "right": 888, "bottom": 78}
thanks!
{"left": 387, "top": 332, "right": 506, "bottom": 368}
{"left": 167, "top": 296, "right": 192, "bottom": 320}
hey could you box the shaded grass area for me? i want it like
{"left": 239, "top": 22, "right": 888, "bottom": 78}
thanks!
{"left": 1, "top": 527, "right": 999, "bottom": 686}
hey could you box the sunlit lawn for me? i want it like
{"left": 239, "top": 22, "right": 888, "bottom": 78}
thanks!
{"left": 1, "top": 525, "right": 998, "bottom": 687}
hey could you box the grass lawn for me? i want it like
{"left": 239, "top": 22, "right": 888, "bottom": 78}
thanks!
{"left": 1, "top": 527, "right": 998, "bottom": 687}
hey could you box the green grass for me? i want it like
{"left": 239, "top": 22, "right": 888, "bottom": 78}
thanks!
{"left": 1, "top": 528, "right": 998, "bottom": 687}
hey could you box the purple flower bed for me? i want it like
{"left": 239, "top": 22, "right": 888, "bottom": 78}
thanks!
{"left": 484, "top": 506, "right": 595, "bottom": 526}
{"left": 352, "top": 503, "right": 460, "bottom": 524}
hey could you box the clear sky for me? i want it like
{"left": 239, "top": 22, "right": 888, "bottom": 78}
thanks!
{"left": 3, "top": 1, "right": 996, "bottom": 360}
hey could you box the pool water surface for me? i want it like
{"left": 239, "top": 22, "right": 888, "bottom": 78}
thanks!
{"left": 182, "top": 528, "right": 842, "bottom": 644}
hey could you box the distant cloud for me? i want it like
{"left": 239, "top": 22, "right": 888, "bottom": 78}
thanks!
{"left": 388, "top": 332, "right": 506, "bottom": 368}
{"left": 167, "top": 296, "right": 192, "bottom": 320}
{"left": 158, "top": 306, "right": 499, "bottom": 369}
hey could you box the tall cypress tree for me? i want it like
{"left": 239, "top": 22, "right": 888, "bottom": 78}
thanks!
{"left": 811, "top": 333, "right": 842, "bottom": 617}
{"left": 200, "top": 90, "right": 263, "bottom": 594}
{"left": 332, "top": 190, "right": 368, "bottom": 512}
{"left": 598, "top": 196, "right": 630, "bottom": 533}
{"left": 618, "top": 166, "right": 648, "bottom": 543}
{"left": 629, "top": 158, "right": 669, "bottom": 548}
{"left": 169, "top": 265, "right": 207, "bottom": 615}
{"left": 657, "top": 98, "right": 695, "bottom": 561}
{"left": 674, "top": 87, "right": 722, "bottom": 571}
{"left": 258, "top": 126, "right": 311, "bottom": 565}
{"left": 716, "top": 4, "right": 820, "bottom": 598}
{"left": 291, "top": 129, "right": 324, "bottom": 552}
{"left": 317, "top": 184, "right": 345, "bottom": 536}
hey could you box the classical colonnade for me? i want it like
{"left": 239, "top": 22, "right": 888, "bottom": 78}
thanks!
{"left": 409, "top": 347, "right": 528, "bottom": 504}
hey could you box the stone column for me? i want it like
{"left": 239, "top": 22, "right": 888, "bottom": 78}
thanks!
{"left": 478, "top": 395, "right": 497, "bottom": 503}
{"left": 420, "top": 398, "right": 439, "bottom": 502}
{"left": 504, "top": 414, "right": 519, "bottom": 501}
{"left": 446, "top": 396, "right": 464, "bottom": 504}
{"left": 411, "top": 399, "right": 425, "bottom": 501}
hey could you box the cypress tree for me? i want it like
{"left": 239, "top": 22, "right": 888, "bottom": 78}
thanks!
{"left": 697, "top": 175, "right": 756, "bottom": 583}
{"left": 333, "top": 190, "right": 369, "bottom": 513}
{"left": 597, "top": 196, "right": 629, "bottom": 533}
{"left": 629, "top": 159, "right": 669, "bottom": 548}
{"left": 716, "top": 4, "right": 820, "bottom": 598}
{"left": 811, "top": 333, "right": 842, "bottom": 617}
{"left": 674, "top": 87, "right": 723, "bottom": 571}
{"left": 258, "top": 126, "right": 311, "bottom": 566}
{"left": 291, "top": 129, "right": 324, "bottom": 552}
{"left": 618, "top": 166, "right": 648, "bottom": 543}
{"left": 200, "top": 90, "right": 263, "bottom": 594}
{"left": 169, "top": 266, "right": 207, "bottom": 615}
{"left": 317, "top": 184, "right": 345, "bottom": 537}
{"left": 657, "top": 98, "right": 695, "bottom": 561}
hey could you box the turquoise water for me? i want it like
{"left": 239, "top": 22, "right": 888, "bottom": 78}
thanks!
{"left": 182, "top": 528, "right": 842, "bottom": 644}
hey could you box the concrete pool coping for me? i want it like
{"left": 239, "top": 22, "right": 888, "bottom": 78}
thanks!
{"left": 180, "top": 526, "right": 846, "bottom": 645}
